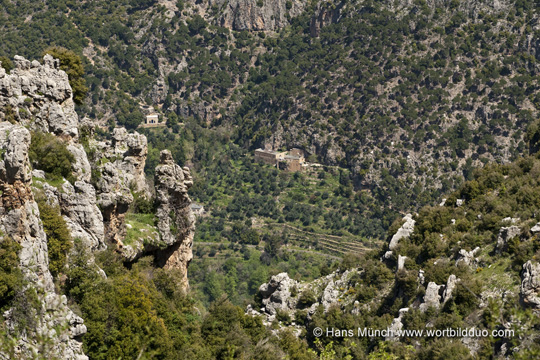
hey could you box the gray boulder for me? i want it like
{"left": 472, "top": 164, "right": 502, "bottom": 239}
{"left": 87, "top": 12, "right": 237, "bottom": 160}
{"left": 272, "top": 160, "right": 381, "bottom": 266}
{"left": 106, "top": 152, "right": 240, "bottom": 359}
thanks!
{"left": 520, "top": 261, "right": 540, "bottom": 309}
{"left": 389, "top": 214, "right": 415, "bottom": 251}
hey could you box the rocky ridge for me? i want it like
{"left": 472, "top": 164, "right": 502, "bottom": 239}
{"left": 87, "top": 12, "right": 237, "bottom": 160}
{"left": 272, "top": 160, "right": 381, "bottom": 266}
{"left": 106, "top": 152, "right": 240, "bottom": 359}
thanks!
{"left": 0, "top": 55, "right": 196, "bottom": 357}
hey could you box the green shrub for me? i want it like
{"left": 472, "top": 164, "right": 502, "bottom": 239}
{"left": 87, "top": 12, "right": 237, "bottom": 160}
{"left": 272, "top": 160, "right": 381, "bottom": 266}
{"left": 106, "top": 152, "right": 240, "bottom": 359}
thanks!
{"left": 0, "top": 56, "right": 13, "bottom": 73}
{"left": 37, "top": 200, "right": 72, "bottom": 277}
{"left": 297, "top": 289, "right": 317, "bottom": 309}
{"left": 132, "top": 192, "right": 155, "bottom": 214}
{"left": 29, "top": 132, "right": 75, "bottom": 183}
{"left": 0, "top": 236, "right": 23, "bottom": 311}
{"left": 43, "top": 47, "right": 87, "bottom": 104}
{"left": 276, "top": 309, "right": 292, "bottom": 324}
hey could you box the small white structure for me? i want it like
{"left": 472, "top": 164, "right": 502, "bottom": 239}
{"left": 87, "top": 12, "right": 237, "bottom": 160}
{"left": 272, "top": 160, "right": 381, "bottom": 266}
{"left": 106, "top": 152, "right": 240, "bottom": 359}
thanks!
{"left": 190, "top": 203, "right": 205, "bottom": 217}
{"left": 146, "top": 114, "right": 159, "bottom": 124}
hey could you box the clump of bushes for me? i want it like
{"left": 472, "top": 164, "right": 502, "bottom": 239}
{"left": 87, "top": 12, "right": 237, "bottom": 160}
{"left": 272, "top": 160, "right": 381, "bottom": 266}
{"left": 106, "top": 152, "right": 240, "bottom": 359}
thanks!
{"left": 37, "top": 199, "right": 72, "bottom": 277}
{"left": 0, "top": 236, "right": 23, "bottom": 311}
{"left": 29, "top": 132, "right": 75, "bottom": 183}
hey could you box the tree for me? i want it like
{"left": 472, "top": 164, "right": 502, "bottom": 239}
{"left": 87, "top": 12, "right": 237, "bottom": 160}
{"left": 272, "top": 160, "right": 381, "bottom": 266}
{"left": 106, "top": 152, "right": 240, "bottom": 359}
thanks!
{"left": 43, "top": 47, "right": 88, "bottom": 104}
{"left": 29, "top": 132, "right": 75, "bottom": 182}
{"left": 37, "top": 201, "right": 72, "bottom": 277}
{"left": 0, "top": 56, "right": 13, "bottom": 73}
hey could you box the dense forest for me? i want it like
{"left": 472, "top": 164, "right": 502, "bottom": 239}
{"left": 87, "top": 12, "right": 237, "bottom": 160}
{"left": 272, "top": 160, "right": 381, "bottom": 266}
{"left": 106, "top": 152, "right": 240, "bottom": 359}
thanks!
{"left": 3, "top": 0, "right": 540, "bottom": 238}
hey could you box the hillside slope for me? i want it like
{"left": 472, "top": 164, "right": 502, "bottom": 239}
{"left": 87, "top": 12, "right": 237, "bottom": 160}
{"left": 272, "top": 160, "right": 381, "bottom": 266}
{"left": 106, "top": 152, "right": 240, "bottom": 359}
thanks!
{"left": 2, "top": 0, "right": 540, "bottom": 236}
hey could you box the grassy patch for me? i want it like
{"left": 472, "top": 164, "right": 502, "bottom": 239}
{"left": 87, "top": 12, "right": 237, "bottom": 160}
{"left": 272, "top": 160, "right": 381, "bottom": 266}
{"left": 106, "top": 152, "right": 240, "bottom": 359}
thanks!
{"left": 124, "top": 212, "right": 158, "bottom": 246}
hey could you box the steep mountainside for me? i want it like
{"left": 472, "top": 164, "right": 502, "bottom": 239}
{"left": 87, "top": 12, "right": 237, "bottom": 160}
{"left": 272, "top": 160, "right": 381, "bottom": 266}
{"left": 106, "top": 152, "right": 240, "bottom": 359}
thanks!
{"left": 2, "top": 0, "right": 540, "bottom": 236}
{"left": 247, "top": 152, "right": 540, "bottom": 358}
{"left": 0, "top": 55, "right": 195, "bottom": 358}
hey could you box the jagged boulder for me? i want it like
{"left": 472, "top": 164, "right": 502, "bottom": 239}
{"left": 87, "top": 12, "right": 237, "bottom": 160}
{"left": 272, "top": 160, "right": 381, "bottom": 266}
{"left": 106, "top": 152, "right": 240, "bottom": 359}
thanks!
{"left": 418, "top": 274, "right": 460, "bottom": 312}
{"left": 520, "top": 261, "right": 540, "bottom": 309}
{"left": 442, "top": 274, "right": 459, "bottom": 304}
{"left": 110, "top": 127, "right": 149, "bottom": 194}
{"left": 455, "top": 247, "right": 480, "bottom": 267}
{"left": 259, "top": 272, "right": 299, "bottom": 317}
{"left": 0, "top": 55, "right": 78, "bottom": 138}
{"left": 40, "top": 180, "right": 105, "bottom": 251}
{"left": 153, "top": 150, "right": 194, "bottom": 290}
{"left": 419, "top": 282, "right": 443, "bottom": 312}
{"left": 96, "top": 162, "right": 133, "bottom": 247}
{"left": 389, "top": 213, "right": 415, "bottom": 251}
{"left": 496, "top": 226, "right": 520, "bottom": 253}
{"left": 254, "top": 268, "right": 362, "bottom": 324}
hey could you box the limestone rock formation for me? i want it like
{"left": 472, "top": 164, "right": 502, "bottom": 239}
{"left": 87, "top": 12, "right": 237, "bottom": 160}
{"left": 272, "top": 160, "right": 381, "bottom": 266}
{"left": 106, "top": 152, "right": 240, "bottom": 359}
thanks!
{"left": 218, "top": 0, "right": 305, "bottom": 31}
{"left": 0, "top": 55, "right": 78, "bottom": 138}
{"left": 418, "top": 274, "right": 460, "bottom": 312}
{"left": 154, "top": 150, "right": 195, "bottom": 290}
{"left": 0, "top": 122, "right": 86, "bottom": 359}
{"left": 496, "top": 225, "right": 520, "bottom": 254}
{"left": 259, "top": 272, "right": 299, "bottom": 316}
{"left": 455, "top": 247, "right": 480, "bottom": 267}
{"left": 389, "top": 213, "right": 415, "bottom": 251}
{"left": 254, "top": 268, "right": 362, "bottom": 323}
{"left": 419, "top": 282, "right": 443, "bottom": 312}
{"left": 310, "top": 1, "right": 343, "bottom": 37}
{"left": 95, "top": 162, "right": 134, "bottom": 247}
{"left": 90, "top": 127, "right": 150, "bottom": 250}
{"left": 520, "top": 261, "right": 540, "bottom": 309}
{"left": 38, "top": 180, "right": 106, "bottom": 252}
{"left": 386, "top": 308, "right": 409, "bottom": 341}
{"left": 1, "top": 55, "right": 104, "bottom": 252}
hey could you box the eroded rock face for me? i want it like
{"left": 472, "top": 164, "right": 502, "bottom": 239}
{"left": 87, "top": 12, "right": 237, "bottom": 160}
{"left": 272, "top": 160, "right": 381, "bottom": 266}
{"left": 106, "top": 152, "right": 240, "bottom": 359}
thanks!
{"left": 496, "top": 226, "right": 520, "bottom": 253}
{"left": 310, "top": 1, "right": 343, "bottom": 37}
{"left": 154, "top": 150, "right": 194, "bottom": 290}
{"left": 1, "top": 55, "right": 104, "bottom": 253}
{"left": 0, "top": 122, "right": 87, "bottom": 359}
{"left": 455, "top": 247, "right": 480, "bottom": 267}
{"left": 520, "top": 261, "right": 540, "bottom": 309}
{"left": 0, "top": 55, "right": 78, "bottom": 138}
{"left": 389, "top": 213, "right": 415, "bottom": 251}
{"left": 254, "top": 268, "right": 362, "bottom": 324}
{"left": 96, "top": 162, "right": 134, "bottom": 247}
{"left": 91, "top": 127, "right": 150, "bottom": 249}
{"left": 110, "top": 127, "right": 149, "bottom": 194}
{"left": 419, "top": 282, "right": 443, "bottom": 312}
{"left": 41, "top": 180, "right": 106, "bottom": 252}
{"left": 259, "top": 273, "right": 299, "bottom": 316}
{"left": 219, "top": 0, "right": 305, "bottom": 31}
{"left": 418, "top": 274, "right": 460, "bottom": 312}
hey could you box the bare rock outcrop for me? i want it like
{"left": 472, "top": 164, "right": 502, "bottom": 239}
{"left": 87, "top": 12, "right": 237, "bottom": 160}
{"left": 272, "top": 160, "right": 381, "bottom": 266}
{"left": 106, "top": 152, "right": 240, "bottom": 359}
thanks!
{"left": 259, "top": 272, "right": 299, "bottom": 317}
{"left": 39, "top": 180, "right": 106, "bottom": 252}
{"left": 153, "top": 150, "right": 195, "bottom": 290}
{"left": 0, "top": 122, "right": 87, "bottom": 359}
{"left": 96, "top": 162, "right": 134, "bottom": 247}
{"left": 1, "top": 55, "right": 104, "bottom": 252}
{"left": 418, "top": 274, "right": 460, "bottom": 312}
{"left": 520, "top": 261, "right": 540, "bottom": 309}
{"left": 389, "top": 213, "right": 415, "bottom": 251}
{"left": 0, "top": 55, "right": 78, "bottom": 138}
{"left": 219, "top": 0, "right": 305, "bottom": 31}
{"left": 310, "top": 1, "right": 343, "bottom": 37}
{"left": 496, "top": 225, "right": 520, "bottom": 254}
{"left": 254, "top": 268, "right": 362, "bottom": 324}
{"left": 455, "top": 247, "right": 480, "bottom": 267}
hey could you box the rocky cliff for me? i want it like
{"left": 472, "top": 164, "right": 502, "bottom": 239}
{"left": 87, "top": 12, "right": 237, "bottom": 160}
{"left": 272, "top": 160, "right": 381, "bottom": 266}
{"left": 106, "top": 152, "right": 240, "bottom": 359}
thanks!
{"left": 0, "top": 55, "right": 196, "bottom": 357}
{"left": 0, "top": 122, "right": 87, "bottom": 359}
{"left": 217, "top": 0, "right": 306, "bottom": 31}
